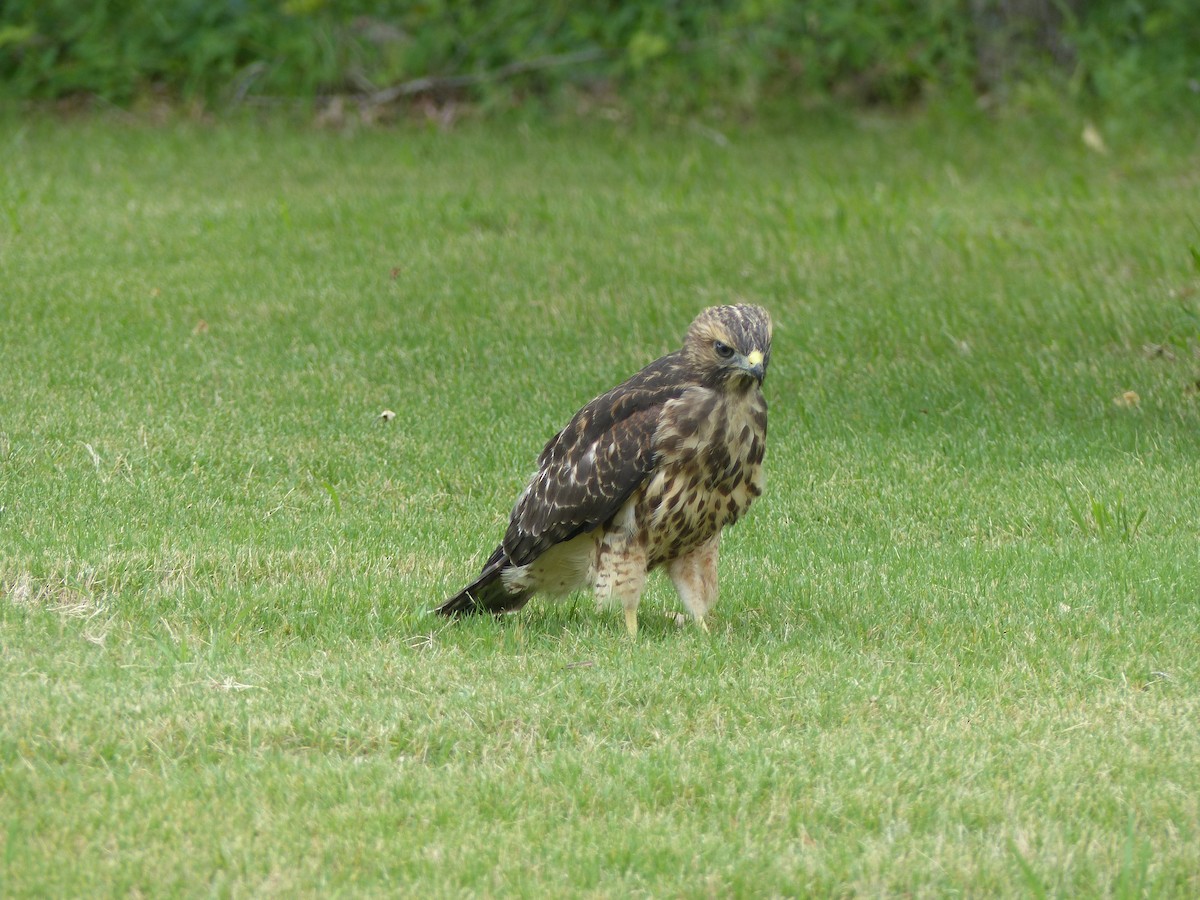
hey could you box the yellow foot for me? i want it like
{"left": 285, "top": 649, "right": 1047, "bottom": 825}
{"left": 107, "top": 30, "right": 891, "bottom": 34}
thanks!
{"left": 667, "top": 612, "right": 710, "bottom": 632}
{"left": 624, "top": 607, "right": 638, "bottom": 636}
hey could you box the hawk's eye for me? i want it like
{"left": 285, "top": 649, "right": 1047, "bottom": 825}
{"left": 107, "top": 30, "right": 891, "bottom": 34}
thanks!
{"left": 713, "top": 341, "right": 734, "bottom": 359}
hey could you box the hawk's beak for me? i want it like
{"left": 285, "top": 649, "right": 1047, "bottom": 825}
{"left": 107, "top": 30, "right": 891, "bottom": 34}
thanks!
{"left": 741, "top": 349, "right": 765, "bottom": 384}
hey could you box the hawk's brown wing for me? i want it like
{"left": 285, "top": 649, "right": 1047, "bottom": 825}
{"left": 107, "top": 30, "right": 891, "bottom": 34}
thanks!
{"left": 501, "top": 353, "right": 692, "bottom": 567}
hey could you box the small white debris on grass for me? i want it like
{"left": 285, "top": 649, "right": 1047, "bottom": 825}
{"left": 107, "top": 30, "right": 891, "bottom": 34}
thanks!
{"left": 1082, "top": 122, "right": 1108, "bottom": 155}
{"left": 209, "top": 676, "right": 259, "bottom": 692}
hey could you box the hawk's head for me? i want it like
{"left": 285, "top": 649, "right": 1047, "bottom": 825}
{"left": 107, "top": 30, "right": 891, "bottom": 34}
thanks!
{"left": 684, "top": 305, "right": 773, "bottom": 388}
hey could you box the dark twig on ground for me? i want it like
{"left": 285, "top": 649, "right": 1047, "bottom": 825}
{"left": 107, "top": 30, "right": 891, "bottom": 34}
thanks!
{"left": 365, "top": 47, "right": 609, "bottom": 106}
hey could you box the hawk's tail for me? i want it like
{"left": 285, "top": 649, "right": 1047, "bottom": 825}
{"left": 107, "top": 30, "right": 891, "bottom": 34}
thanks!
{"left": 436, "top": 552, "right": 532, "bottom": 618}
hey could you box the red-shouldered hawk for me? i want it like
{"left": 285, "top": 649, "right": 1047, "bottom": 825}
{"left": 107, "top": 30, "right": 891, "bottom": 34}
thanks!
{"left": 438, "top": 305, "right": 772, "bottom": 634}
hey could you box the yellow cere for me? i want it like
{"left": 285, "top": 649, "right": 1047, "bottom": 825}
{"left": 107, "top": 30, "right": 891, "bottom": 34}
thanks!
{"left": 746, "top": 350, "right": 764, "bottom": 366}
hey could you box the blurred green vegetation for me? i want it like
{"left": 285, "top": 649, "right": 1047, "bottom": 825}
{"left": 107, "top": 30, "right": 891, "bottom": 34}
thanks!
{"left": 0, "top": 1, "right": 1196, "bottom": 116}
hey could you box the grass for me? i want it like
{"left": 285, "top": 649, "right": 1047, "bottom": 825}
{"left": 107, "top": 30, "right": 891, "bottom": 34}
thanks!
{"left": 2, "top": 109, "right": 1199, "bottom": 896}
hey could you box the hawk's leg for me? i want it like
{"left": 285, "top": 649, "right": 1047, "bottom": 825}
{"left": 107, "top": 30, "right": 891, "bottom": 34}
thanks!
{"left": 668, "top": 534, "right": 720, "bottom": 631}
{"left": 593, "top": 538, "right": 648, "bottom": 636}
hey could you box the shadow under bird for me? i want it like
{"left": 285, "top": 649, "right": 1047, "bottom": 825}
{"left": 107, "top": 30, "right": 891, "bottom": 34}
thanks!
{"left": 437, "top": 304, "right": 772, "bottom": 635}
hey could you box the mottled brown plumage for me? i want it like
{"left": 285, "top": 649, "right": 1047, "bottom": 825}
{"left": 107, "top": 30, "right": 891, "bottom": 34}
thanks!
{"left": 438, "top": 305, "right": 772, "bottom": 633}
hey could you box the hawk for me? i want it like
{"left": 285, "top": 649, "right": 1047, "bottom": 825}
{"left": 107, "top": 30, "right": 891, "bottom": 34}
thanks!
{"left": 437, "top": 304, "right": 772, "bottom": 634}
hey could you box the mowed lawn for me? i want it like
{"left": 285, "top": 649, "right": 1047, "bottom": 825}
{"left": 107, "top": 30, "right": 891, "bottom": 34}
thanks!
{"left": 2, "top": 111, "right": 1199, "bottom": 896}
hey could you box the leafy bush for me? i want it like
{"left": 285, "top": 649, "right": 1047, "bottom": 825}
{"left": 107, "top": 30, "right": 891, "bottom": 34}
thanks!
{"left": 1067, "top": 0, "right": 1200, "bottom": 110}
{"left": 0, "top": 0, "right": 1196, "bottom": 113}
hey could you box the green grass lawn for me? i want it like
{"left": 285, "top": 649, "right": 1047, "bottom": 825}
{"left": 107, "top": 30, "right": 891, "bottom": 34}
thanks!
{"left": 2, "top": 110, "right": 1199, "bottom": 896}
